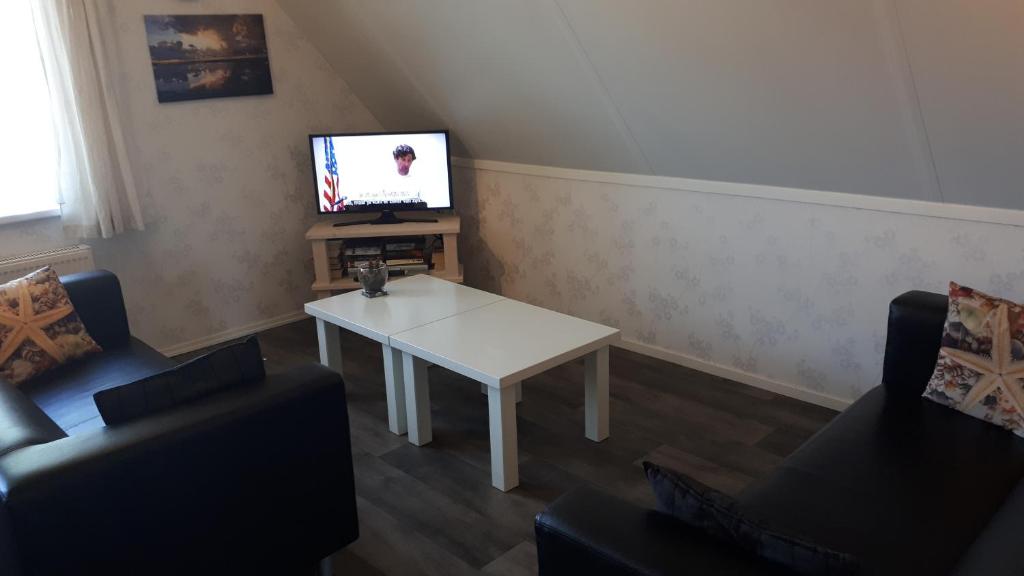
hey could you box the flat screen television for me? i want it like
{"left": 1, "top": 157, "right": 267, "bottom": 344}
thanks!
{"left": 309, "top": 130, "right": 453, "bottom": 226}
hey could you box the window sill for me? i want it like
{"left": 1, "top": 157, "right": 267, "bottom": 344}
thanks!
{"left": 0, "top": 207, "right": 61, "bottom": 227}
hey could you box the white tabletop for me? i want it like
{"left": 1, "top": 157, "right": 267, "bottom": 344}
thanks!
{"left": 303, "top": 275, "right": 505, "bottom": 344}
{"left": 389, "top": 298, "right": 620, "bottom": 387}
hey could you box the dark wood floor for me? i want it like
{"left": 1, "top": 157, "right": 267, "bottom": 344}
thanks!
{"left": 183, "top": 318, "right": 836, "bottom": 575}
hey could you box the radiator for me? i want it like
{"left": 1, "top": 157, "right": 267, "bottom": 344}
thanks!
{"left": 0, "top": 245, "right": 95, "bottom": 283}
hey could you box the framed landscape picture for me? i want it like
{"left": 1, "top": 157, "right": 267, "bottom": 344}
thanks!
{"left": 144, "top": 14, "right": 273, "bottom": 103}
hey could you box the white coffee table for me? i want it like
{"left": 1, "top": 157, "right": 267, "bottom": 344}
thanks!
{"left": 305, "top": 275, "right": 619, "bottom": 491}
{"left": 303, "top": 275, "right": 503, "bottom": 435}
{"left": 390, "top": 298, "right": 619, "bottom": 491}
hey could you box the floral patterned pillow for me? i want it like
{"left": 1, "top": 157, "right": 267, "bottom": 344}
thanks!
{"left": 0, "top": 267, "right": 102, "bottom": 385}
{"left": 922, "top": 282, "right": 1024, "bottom": 436}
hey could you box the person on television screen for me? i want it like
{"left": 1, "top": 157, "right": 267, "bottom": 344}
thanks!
{"left": 394, "top": 144, "right": 416, "bottom": 176}
{"left": 382, "top": 144, "right": 424, "bottom": 205}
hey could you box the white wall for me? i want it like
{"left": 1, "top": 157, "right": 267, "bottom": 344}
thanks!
{"left": 455, "top": 160, "right": 1024, "bottom": 408}
{"left": 895, "top": 0, "right": 1024, "bottom": 209}
{"left": 279, "top": 0, "right": 1024, "bottom": 210}
{"left": 0, "top": 218, "right": 67, "bottom": 258}
{"left": 1, "top": 0, "right": 380, "bottom": 352}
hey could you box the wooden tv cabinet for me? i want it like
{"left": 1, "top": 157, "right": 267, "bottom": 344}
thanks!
{"left": 306, "top": 213, "right": 462, "bottom": 298}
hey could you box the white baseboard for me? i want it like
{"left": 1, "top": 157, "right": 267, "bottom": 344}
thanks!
{"left": 615, "top": 337, "right": 853, "bottom": 411}
{"left": 158, "top": 309, "right": 309, "bottom": 358}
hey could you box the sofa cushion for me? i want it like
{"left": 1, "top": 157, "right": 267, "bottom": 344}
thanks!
{"left": 920, "top": 282, "right": 1024, "bottom": 437}
{"left": 739, "top": 385, "right": 1024, "bottom": 576}
{"left": 0, "top": 267, "right": 102, "bottom": 385}
{"left": 94, "top": 336, "right": 264, "bottom": 426}
{"left": 644, "top": 461, "right": 858, "bottom": 576}
{"left": 20, "top": 337, "right": 174, "bottom": 435}
{"left": 535, "top": 485, "right": 789, "bottom": 575}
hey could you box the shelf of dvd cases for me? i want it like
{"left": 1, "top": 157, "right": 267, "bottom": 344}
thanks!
{"left": 306, "top": 213, "right": 462, "bottom": 298}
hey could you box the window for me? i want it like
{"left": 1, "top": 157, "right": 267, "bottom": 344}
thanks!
{"left": 0, "top": 0, "right": 60, "bottom": 222}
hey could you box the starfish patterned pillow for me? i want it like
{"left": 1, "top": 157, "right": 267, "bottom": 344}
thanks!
{"left": 0, "top": 267, "right": 102, "bottom": 385}
{"left": 922, "top": 282, "right": 1024, "bottom": 436}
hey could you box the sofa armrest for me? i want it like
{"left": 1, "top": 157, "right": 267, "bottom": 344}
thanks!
{"left": 0, "top": 381, "right": 66, "bottom": 459}
{"left": 536, "top": 486, "right": 785, "bottom": 576}
{"left": 881, "top": 290, "right": 947, "bottom": 400}
{"left": 60, "top": 269, "right": 132, "bottom": 349}
{"left": 0, "top": 363, "right": 357, "bottom": 575}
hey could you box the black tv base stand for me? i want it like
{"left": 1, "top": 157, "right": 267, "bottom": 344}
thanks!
{"left": 332, "top": 210, "right": 438, "bottom": 227}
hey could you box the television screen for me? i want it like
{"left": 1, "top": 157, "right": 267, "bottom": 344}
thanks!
{"left": 310, "top": 131, "right": 453, "bottom": 214}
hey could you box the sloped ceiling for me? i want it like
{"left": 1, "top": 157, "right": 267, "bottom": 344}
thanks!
{"left": 278, "top": 0, "right": 1024, "bottom": 210}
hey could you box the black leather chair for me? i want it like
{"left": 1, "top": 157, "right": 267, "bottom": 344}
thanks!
{"left": 536, "top": 291, "right": 1024, "bottom": 575}
{"left": 0, "top": 270, "right": 358, "bottom": 575}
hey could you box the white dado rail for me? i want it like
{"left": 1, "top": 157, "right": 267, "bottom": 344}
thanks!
{"left": 452, "top": 157, "right": 1024, "bottom": 228}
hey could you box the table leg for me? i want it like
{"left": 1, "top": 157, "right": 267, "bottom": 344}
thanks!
{"left": 381, "top": 344, "right": 407, "bottom": 435}
{"left": 315, "top": 319, "right": 343, "bottom": 376}
{"left": 403, "top": 353, "right": 432, "bottom": 446}
{"left": 488, "top": 384, "right": 519, "bottom": 491}
{"left": 585, "top": 346, "right": 609, "bottom": 442}
{"left": 483, "top": 382, "right": 522, "bottom": 403}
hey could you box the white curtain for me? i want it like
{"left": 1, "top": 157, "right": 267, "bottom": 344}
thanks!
{"left": 31, "top": 0, "right": 143, "bottom": 238}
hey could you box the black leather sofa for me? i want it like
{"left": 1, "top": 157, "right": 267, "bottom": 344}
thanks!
{"left": 0, "top": 270, "right": 358, "bottom": 575}
{"left": 536, "top": 291, "right": 1024, "bottom": 575}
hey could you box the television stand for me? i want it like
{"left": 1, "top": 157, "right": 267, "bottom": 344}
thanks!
{"left": 307, "top": 213, "right": 462, "bottom": 298}
{"left": 332, "top": 210, "right": 438, "bottom": 227}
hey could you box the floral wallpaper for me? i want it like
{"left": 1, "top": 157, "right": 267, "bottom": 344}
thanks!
{"left": 1, "top": 0, "right": 381, "bottom": 351}
{"left": 454, "top": 166, "right": 1024, "bottom": 405}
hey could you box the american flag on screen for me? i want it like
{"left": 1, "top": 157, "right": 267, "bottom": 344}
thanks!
{"left": 322, "top": 138, "right": 345, "bottom": 212}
